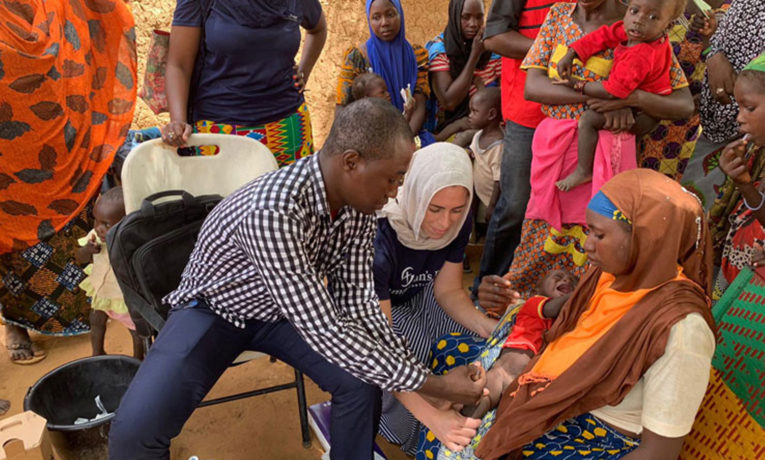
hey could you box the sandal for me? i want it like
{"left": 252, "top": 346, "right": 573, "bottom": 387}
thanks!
{"left": 7, "top": 342, "right": 47, "bottom": 365}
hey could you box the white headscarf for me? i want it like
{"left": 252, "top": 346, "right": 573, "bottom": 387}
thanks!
{"left": 380, "top": 142, "right": 473, "bottom": 251}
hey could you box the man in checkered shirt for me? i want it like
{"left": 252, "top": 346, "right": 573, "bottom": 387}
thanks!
{"left": 110, "top": 99, "right": 488, "bottom": 459}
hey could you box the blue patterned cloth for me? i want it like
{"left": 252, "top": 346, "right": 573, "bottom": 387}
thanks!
{"left": 415, "top": 305, "right": 641, "bottom": 460}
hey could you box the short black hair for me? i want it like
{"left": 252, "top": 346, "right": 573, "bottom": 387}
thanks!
{"left": 98, "top": 186, "right": 124, "bottom": 208}
{"left": 739, "top": 69, "right": 765, "bottom": 93}
{"left": 471, "top": 87, "right": 501, "bottom": 113}
{"left": 324, "top": 98, "right": 413, "bottom": 160}
{"left": 351, "top": 72, "right": 385, "bottom": 102}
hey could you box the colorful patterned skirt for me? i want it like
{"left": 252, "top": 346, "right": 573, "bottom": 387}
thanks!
{"left": 506, "top": 219, "right": 589, "bottom": 299}
{"left": 193, "top": 102, "right": 314, "bottom": 168}
{"left": 380, "top": 282, "right": 485, "bottom": 455}
{"left": 0, "top": 206, "right": 93, "bottom": 335}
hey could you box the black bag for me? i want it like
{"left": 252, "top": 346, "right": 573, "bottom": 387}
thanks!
{"left": 107, "top": 190, "right": 221, "bottom": 338}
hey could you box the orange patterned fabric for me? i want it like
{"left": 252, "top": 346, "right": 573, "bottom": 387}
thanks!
{"left": 0, "top": 0, "right": 136, "bottom": 254}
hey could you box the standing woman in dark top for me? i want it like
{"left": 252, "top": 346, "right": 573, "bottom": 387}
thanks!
{"left": 161, "top": 0, "right": 327, "bottom": 167}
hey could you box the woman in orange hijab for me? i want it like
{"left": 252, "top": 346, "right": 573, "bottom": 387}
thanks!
{"left": 0, "top": 0, "right": 135, "bottom": 363}
{"left": 421, "top": 169, "right": 717, "bottom": 460}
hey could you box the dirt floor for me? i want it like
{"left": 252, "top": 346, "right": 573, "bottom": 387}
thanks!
{"left": 0, "top": 247, "right": 483, "bottom": 459}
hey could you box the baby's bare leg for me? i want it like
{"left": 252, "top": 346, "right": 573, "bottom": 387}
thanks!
{"left": 556, "top": 109, "right": 605, "bottom": 191}
{"left": 90, "top": 309, "right": 108, "bottom": 356}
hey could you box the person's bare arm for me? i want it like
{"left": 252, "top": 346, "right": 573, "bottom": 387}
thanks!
{"left": 541, "top": 294, "right": 570, "bottom": 319}
{"left": 484, "top": 30, "right": 533, "bottom": 60}
{"left": 588, "top": 87, "right": 695, "bottom": 121}
{"left": 409, "top": 93, "right": 428, "bottom": 134}
{"left": 434, "top": 117, "right": 471, "bottom": 141}
{"left": 162, "top": 26, "right": 200, "bottom": 146}
{"left": 434, "top": 262, "right": 498, "bottom": 338}
{"left": 486, "top": 181, "right": 500, "bottom": 224}
{"left": 379, "top": 299, "right": 393, "bottom": 325}
{"left": 525, "top": 68, "right": 588, "bottom": 105}
{"left": 622, "top": 428, "right": 684, "bottom": 460}
{"left": 296, "top": 13, "right": 327, "bottom": 88}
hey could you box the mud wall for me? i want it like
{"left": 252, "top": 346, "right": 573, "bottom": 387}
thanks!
{"left": 130, "top": 0, "right": 452, "bottom": 146}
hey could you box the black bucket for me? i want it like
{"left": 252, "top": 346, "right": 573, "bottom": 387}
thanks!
{"left": 23, "top": 355, "right": 141, "bottom": 460}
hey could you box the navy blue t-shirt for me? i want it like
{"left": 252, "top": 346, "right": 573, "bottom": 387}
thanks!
{"left": 373, "top": 217, "right": 472, "bottom": 306}
{"left": 173, "top": 0, "right": 322, "bottom": 126}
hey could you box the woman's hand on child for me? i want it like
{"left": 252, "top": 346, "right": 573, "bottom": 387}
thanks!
{"left": 586, "top": 96, "right": 633, "bottom": 113}
{"left": 556, "top": 49, "right": 576, "bottom": 80}
{"left": 478, "top": 274, "right": 520, "bottom": 317}
{"left": 161, "top": 121, "right": 192, "bottom": 147}
{"left": 601, "top": 108, "right": 635, "bottom": 134}
{"left": 719, "top": 138, "right": 751, "bottom": 185}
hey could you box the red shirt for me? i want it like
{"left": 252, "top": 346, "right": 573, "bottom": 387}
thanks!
{"left": 497, "top": 0, "right": 576, "bottom": 128}
{"left": 570, "top": 20, "right": 673, "bottom": 99}
{"left": 503, "top": 295, "right": 553, "bottom": 354}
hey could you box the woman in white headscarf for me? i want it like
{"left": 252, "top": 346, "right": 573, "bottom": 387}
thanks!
{"left": 373, "top": 142, "right": 498, "bottom": 455}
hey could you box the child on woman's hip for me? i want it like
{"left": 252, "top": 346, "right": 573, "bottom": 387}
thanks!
{"left": 553, "top": 0, "right": 688, "bottom": 192}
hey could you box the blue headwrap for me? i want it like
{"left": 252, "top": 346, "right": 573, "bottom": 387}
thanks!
{"left": 587, "top": 191, "right": 632, "bottom": 225}
{"left": 365, "top": 0, "right": 418, "bottom": 112}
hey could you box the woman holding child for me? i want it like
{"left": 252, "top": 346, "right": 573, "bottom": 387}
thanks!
{"left": 374, "top": 142, "right": 498, "bottom": 455}
{"left": 337, "top": 0, "right": 432, "bottom": 144}
{"left": 497, "top": 0, "right": 695, "bottom": 299}
{"left": 423, "top": 169, "right": 717, "bottom": 460}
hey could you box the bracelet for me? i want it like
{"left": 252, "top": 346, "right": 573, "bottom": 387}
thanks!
{"left": 743, "top": 190, "right": 765, "bottom": 211}
{"left": 573, "top": 80, "right": 587, "bottom": 94}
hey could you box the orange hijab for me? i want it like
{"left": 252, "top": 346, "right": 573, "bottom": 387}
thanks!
{"left": 0, "top": 0, "right": 136, "bottom": 254}
{"left": 476, "top": 169, "right": 715, "bottom": 459}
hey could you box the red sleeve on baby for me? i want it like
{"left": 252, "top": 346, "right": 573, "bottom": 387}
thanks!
{"left": 570, "top": 21, "right": 627, "bottom": 62}
{"left": 602, "top": 38, "right": 674, "bottom": 99}
{"left": 503, "top": 296, "right": 554, "bottom": 355}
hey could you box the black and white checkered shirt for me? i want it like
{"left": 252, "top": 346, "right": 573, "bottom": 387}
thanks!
{"left": 164, "top": 154, "right": 428, "bottom": 392}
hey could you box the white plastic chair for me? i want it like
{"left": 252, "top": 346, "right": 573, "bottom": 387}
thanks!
{"left": 120, "top": 133, "right": 310, "bottom": 446}
{"left": 122, "top": 133, "right": 278, "bottom": 214}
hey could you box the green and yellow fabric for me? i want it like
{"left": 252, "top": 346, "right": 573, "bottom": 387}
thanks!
{"left": 680, "top": 267, "right": 765, "bottom": 459}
